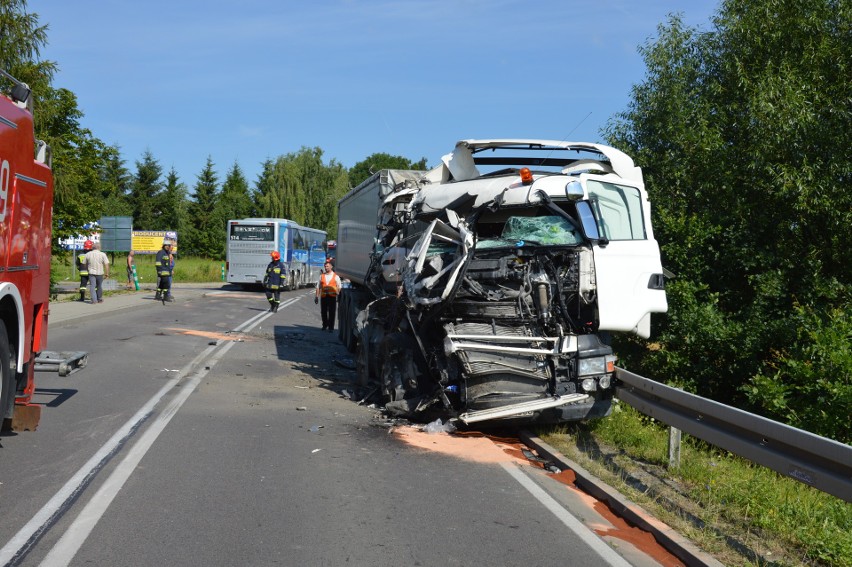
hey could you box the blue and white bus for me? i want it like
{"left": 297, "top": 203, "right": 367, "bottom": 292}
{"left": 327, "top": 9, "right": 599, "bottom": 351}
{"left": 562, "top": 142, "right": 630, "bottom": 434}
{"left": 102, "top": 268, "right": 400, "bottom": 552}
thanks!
{"left": 226, "top": 218, "right": 327, "bottom": 289}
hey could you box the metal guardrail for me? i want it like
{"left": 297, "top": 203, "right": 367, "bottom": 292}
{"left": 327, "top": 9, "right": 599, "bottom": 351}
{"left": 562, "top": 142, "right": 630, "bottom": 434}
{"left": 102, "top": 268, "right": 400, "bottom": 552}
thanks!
{"left": 614, "top": 367, "right": 852, "bottom": 502}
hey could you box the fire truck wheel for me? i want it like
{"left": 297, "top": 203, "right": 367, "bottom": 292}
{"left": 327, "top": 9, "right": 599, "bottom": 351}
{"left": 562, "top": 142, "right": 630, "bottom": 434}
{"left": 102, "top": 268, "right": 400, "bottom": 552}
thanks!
{"left": 0, "top": 324, "right": 13, "bottom": 423}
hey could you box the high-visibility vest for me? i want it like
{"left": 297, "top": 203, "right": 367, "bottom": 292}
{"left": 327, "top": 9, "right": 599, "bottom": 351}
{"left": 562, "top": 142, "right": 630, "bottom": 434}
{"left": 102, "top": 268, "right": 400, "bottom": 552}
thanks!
{"left": 76, "top": 253, "right": 89, "bottom": 276}
{"left": 319, "top": 272, "right": 339, "bottom": 298}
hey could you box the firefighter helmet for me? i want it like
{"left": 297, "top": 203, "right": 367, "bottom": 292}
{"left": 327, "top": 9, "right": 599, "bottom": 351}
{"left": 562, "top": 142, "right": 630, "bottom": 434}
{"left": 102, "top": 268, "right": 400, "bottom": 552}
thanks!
{"left": 83, "top": 240, "right": 94, "bottom": 250}
{"left": 270, "top": 251, "right": 281, "bottom": 261}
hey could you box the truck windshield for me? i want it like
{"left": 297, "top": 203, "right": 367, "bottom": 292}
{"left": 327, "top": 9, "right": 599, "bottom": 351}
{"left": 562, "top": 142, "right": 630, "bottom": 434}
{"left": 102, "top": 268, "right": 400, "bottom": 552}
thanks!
{"left": 477, "top": 215, "right": 583, "bottom": 249}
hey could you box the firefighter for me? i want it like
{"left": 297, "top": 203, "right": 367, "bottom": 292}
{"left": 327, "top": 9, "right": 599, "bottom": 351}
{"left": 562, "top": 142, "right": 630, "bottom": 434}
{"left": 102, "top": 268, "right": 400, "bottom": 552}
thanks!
{"left": 315, "top": 261, "right": 341, "bottom": 332}
{"left": 155, "top": 240, "right": 174, "bottom": 302}
{"left": 264, "top": 251, "right": 286, "bottom": 312}
{"left": 76, "top": 240, "right": 93, "bottom": 301}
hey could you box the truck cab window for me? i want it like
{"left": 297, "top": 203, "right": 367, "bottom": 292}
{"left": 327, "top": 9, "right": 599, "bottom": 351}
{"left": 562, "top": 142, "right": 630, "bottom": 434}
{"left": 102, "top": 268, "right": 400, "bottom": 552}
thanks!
{"left": 587, "top": 180, "right": 646, "bottom": 241}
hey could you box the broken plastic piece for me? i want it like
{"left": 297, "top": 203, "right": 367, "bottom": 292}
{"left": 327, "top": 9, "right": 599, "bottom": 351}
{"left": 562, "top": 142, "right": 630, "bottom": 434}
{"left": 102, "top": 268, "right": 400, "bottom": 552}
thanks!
{"left": 422, "top": 418, "right": 457, "bottom": 434}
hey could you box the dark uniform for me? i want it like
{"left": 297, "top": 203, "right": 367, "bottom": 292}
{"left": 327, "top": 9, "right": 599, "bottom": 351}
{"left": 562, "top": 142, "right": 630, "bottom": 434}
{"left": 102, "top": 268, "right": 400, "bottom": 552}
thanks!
{"left": 76, "top": 250, "right": 89, "bottom": 301}
{"left": 264, "top": 258, "right": 286, "bottom": 312}
{"left": 155, "top": 245, "right": 174, "bottom": 301}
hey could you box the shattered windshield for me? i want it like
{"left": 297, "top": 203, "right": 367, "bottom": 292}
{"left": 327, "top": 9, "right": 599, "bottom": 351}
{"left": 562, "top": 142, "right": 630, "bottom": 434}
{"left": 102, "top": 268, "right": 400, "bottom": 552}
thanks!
{"left": 477, "top": 215, "right": 583, "bottom": 249}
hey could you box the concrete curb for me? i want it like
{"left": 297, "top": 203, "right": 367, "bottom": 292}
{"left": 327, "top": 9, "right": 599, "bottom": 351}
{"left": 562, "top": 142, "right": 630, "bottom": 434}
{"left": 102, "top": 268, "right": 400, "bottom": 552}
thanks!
{"left": 519, "top": 431, "right": 724, "bottom": 567}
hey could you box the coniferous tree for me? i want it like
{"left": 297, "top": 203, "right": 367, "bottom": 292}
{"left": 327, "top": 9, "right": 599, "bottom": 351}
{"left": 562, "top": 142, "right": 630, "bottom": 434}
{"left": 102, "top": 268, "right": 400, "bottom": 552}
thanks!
{"left": 100, "top": 145, "right": 132, "bottom": 217}
{"left": 159, "top": 168, "right": 189, "bottom": 238}
{"left": 185, "top": 156, "right": 221, "bottom": 258}
{"left": 253, "top": 159, "right": 278, "bottom": 217}
{"left": 216, "top": 162, "right": 254, "bottom": 224}
{"left": 130, "top": 150, "right": 163, "bottom": 230}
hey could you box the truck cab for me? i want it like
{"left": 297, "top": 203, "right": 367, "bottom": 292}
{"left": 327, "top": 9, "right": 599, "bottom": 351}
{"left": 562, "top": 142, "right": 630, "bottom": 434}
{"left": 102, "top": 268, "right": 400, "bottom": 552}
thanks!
{"left": 339, "top": 140, "right": 667, "bottom": 425}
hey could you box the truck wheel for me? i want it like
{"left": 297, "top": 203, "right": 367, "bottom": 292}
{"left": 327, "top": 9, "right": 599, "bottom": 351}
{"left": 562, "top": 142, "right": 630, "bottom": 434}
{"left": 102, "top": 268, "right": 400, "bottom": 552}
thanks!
{"left": 338, "top": 293, "right": 356, "bottom": 352}
{"left": 378, "top": 333, "right": 419, "bottom": 403}
{"left": 0, "top": 325, "right": 14, "bottom": 423}
{"left": 354, "top": 337, "right": 371, "bottom": 388}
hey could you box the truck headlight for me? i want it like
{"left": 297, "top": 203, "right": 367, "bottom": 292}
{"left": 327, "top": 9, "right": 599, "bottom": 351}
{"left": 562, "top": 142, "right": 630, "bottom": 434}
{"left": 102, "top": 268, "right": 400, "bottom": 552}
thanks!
{"left": 578, "top": 357, "right": 606, "bottom": 376}
{"left": 577, "top": 355, "right": 616, "bottom": 377}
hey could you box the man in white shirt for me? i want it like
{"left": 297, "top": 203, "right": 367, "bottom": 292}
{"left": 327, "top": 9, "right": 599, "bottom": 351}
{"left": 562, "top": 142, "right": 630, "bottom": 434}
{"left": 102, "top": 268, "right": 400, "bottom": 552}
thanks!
{"left": 84, "top": 242, "right": 110, "bottom": 304}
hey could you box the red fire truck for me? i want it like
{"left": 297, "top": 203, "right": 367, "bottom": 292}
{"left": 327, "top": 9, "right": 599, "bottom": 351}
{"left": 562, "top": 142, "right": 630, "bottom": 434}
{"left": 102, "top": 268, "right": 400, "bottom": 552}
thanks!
{"left": 1, "top": 70, "right": 86, "bottom": 431}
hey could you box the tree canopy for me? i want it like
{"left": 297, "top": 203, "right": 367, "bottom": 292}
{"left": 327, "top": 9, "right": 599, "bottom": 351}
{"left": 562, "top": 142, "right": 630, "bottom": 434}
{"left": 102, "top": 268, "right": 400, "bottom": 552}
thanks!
{"left": 348, "top": 152, "right": 428, "bottom": 188}
{"left": 605, "top": 0, "right": 851, "bottom": 441}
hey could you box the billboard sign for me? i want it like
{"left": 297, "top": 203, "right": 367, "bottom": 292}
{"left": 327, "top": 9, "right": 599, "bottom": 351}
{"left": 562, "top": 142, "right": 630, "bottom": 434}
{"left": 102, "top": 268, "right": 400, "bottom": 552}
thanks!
{"left": 131, "top": 231, "right": 178, "bottom": 254}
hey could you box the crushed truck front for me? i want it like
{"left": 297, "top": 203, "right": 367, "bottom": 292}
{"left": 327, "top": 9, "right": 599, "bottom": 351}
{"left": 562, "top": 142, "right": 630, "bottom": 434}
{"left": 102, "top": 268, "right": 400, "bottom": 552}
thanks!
{"left": 339, "top": 140, "right": 667, "bottom": 425}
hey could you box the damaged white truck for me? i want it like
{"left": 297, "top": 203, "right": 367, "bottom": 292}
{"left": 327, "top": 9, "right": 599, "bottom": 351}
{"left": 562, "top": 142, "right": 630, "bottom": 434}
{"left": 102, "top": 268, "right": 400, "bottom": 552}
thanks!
{"left": 335, "top": 140, "right": 667, "bottom": 426}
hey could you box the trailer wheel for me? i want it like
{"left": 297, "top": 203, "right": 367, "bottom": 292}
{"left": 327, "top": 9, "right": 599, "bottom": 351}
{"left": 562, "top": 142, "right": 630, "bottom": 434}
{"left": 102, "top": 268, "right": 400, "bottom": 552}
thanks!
{"left": 0, "top": 324, "right": 14, "bottom": 423}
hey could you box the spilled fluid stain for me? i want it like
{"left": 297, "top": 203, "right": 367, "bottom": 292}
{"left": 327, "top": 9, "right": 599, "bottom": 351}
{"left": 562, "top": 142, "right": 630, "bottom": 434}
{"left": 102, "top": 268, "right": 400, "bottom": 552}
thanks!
{"left": 164, "top": 328, "right": 251, "bottom": 341}
{"left": 392, "top": 427, "right": 526, "bottom": 464}
{"left": 393, "top": 426, "right": 684, "bottom": 566}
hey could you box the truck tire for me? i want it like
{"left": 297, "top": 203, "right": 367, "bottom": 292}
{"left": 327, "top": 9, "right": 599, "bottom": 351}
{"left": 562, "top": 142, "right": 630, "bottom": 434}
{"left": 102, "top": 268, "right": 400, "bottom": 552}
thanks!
{"left": 378, "top": 333, "right": 419, "bottom": 403}
{"left": 354, "top": 336, "right": 371, "bottom": 388}
{"left": 0, "top": 324, "right": 14, "bottom": 423}
{"left": 338, "top": 292, "right": 355, "bottom": 352}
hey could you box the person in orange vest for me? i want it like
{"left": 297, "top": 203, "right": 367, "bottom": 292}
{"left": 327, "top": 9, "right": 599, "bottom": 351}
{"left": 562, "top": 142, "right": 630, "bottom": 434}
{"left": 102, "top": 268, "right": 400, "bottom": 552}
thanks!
{"left": 315, "top": 260, "right": 341, "bottom": 332}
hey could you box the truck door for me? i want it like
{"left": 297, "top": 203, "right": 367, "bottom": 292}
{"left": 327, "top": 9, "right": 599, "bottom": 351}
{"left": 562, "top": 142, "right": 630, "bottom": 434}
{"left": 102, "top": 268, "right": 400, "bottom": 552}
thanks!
{"left": 583, "top": 176, "right": 667, "bottom": 338}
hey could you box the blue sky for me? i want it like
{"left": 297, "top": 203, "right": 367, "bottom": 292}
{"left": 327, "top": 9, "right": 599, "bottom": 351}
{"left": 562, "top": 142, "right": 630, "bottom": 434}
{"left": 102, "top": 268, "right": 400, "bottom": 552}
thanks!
{"left": 36, "top": 0, "right": 718, "bottom": 189}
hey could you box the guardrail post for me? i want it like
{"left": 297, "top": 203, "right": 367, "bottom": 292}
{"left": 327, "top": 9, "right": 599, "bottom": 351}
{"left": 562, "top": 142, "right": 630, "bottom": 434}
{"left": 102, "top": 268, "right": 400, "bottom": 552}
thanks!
{"left": 669, "top": 426, "right": 682, "bottom": 469}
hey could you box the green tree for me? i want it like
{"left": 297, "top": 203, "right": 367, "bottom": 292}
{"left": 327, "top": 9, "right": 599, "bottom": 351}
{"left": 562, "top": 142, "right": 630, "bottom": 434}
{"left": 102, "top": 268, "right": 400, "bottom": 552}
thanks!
{"left": 605, "top": 0, "right": 851, "bottom": 440}
{"left": 216, "top": 162, "right": 254, "bottom": 224}
{"left": 159, "top": 167, "right": 189, "bottom": 238}
{"left": 0, "top": 0, "right": 56, "bottom": 94}
{"left": 253, "top": 159, "right": 280, "bottom": 217}
{"left": 185, "top": 156, "right": 221, "bottom": 258}
{"left": 348, "top": 152, "right": 428, "bottom": 187}
{"left": 1, "top": 2, "right": 114, "bottom": 248}
{"left": 309, "top": 158, "right": 348, "bottom": 239}
{"left": 130, "top": 150, "right": 163, "bottom": 230}
{"left": 100, "top": 145, "right": 132, "bottom": 217}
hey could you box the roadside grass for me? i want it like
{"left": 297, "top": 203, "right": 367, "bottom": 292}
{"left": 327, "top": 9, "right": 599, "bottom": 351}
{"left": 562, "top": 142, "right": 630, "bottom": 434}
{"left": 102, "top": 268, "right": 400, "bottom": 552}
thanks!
{"left": 539, "top": 403, "right": 851, "bottom": 567}
{"left": 51, "top": 252, "right": 225, "bottom": 287}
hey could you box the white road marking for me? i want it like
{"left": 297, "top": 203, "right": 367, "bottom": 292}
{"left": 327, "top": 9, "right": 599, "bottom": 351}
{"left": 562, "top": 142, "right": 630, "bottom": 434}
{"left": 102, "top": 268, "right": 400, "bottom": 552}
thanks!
{"left": 500, "top": 462, "right": 633, "bottom": 567}
{"left": 0, "top": 297, "right": 299, "bottom": 567}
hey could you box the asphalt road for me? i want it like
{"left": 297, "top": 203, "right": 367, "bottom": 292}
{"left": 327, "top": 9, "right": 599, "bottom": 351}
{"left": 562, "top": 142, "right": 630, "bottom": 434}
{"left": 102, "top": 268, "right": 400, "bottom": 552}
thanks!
{"left": 0, "top": 285, "right": 671, "bottom": 567}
